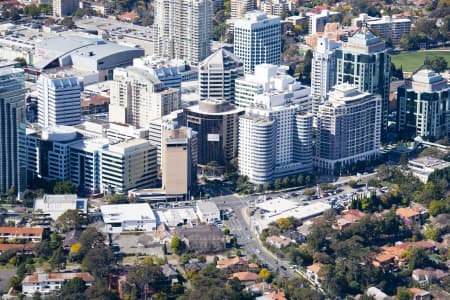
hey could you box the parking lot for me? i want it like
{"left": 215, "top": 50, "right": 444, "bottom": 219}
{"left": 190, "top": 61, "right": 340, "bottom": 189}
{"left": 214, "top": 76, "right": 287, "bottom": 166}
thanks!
{"left": 111, "top": 233, "right": 164, "bottom": 256}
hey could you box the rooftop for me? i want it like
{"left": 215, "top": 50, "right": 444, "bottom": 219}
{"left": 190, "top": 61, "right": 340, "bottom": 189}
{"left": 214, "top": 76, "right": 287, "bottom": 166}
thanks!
{"left": 22, "top": 272, "right": 94, "bottom": 284}
{"left": 229, "top": 271, "right": 260, "bottom": 281}
{"left": 0, "top": 227, "right": 43, "bottom": 236}
{"left": 100, "top": 203, "right": 156, "bottom": 223}
{"left": 196, "top": 201, "right": 220, "bottom": 215}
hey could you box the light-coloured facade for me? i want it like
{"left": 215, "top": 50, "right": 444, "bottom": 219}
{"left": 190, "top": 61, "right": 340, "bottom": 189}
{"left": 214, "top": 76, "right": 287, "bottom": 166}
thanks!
{"left": 397, "top": 70, "right": 450, "bottom": 140}
{"left": 161, "top": 127, "right": 197, "bottom": 197}
{"left": 53, "top": 0, "right": 80, "bottom": 17}
{"left": 0, "top": 67, "right": 26, "bottom": 196}
{"left": 100, "top": 203, "right": 157, "bottom": 233}
{"left": 148, "top": 110, "right": 185, "bottom": 166}
{"left": 234, "top": 11, "right": 281, "bottom": 74}
{"left": 109, "top": 67, "right": 180, "bottom": 128}
{"left": 308, "top": 9, "right": 340, "bottom": 34}
{"left": 408, "top": 157, "right": 450, "bottom": 183}
{"left": 235, "top": 64, "right": 311, "bottom": 109}
{"left": 22, "top": 272, "right": 94, "bottom": 296}
{"left": 196, "top": 200, "right": 220, "bottom": 223}
{"left": 260, "top": 0, "right": 295, "bottom": 17}
{"left": 26, "top": 126, "right": 83, "bottom": 182}
{"left": 353, "top": 14, "right": 411, "bottom": 44}
{"left": 101, "top": 139, "right": 158, "bottom": 194}
{"left": 199, "top": 48, "right": 244, "bottom": 102}
{"left": 37, "top": 74, "right": 82, "bottom": 128}
{"left": 33, "top": 194, "right": 87, "bottom": 221}
{"left": 336, "top": 31, "right": 390, "bottom": 136}
{"left": 315, "top": 84, "right": 382, "bottom": 174}
{"left": 153, "top": 0, "right": 213, "bottom": 65}
{"left": 231, "top": 0, "right": 255, "bottom": 18}
{"left": 310, "top": 37, "right": 341, "bottom": 113}
{"left": 238, "top": 91, "right": 313, "bottom": 184}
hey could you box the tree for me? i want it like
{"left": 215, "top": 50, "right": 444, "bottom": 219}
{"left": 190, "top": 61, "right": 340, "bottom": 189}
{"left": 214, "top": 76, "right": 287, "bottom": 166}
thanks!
{"left": 428, "top": 199, "right": 448, "bottom": 216}
{"left": 274, "top": 178, "right": 282, "bottom": 190}
{"left": 282, "top": 176, "right": 290, "bottom": 187}
{"left": 127, "top": 264, "right": 166, "bottom": 297}
{"left": 56, "top": 209, "right": 85, "bottom": 232}
{"left": 396, "top": 287, "right": 413, "bottom": 300}
{"left": 424, "top": 225, "right": 439, "bottom": 241}
{"left": 82, "top": 247, "right": 115, "bottom": 279}
{"left": 84, "top": 282, "right": 120, "bottom": 300}
{"left": 298, "top": 50, "right": 313, "bottom": 85}
{"left": 170, "top": 236, "right": 183, "bottom": 255}
{"left": 61, "top": 277, "right": 86, "bottom": 298}
{"left": 348, "top": 180, "right": 358, "bottom": 188}
{"left": 53, "top": 180, "right": 77, "bottom": 194}
{"left": 297, "top": 175, "right": 304, "bottom": 186}
{"left": 424, "top": 56, "right": 448, "bottom": 73}
{"left": 50, "top": 247, "right": 66, "bottom": 270}
{"left": 399, "top": 153, "right": 409, "bottom": 168}
{"left": 258, "top": 268, "right": 271, "bottom": 281}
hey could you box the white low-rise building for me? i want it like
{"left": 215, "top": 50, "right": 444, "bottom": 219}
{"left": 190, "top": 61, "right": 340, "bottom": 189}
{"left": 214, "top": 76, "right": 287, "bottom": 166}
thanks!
{"left": 408, "top": 157, "right": 450, "bottom": 183}
{"left": 22, "top": 272, "right": 94, "bottom": 296}
{"left": 33, "top": 194, "right": 87, "bottom": 221}
{"left": 196, "top": 201, "right": 220, "bottom": 223}
{"left": 100, "top": 203, "right": 157, "bottom": 233}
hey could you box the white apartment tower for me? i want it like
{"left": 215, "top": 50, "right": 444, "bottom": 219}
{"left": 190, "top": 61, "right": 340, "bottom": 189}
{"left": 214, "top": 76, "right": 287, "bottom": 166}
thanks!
{"left": 234, "top": 11, "right": 281, "bottom": 74}
{"left": 153, "top": 0, "right": 213, "bottom": 65}
{"left": 231, "top": 0, "right": 255, "bottom": 18}
{"left": 238, "top": 88, "right": 313, "bottom": 184}
{"left": 316, "top": 84, "right": 382, "bottom": 174}
{"left": 109, "top": 67, "right": 180, "bottom": 128}
{"left": 310, "top": 37, "right": 341, "bottom": 113}
{"left": 0, "top": 68, "right": 26, "bottom": 196}
{"left": 38, "top": 74, "right": 82, "bottom": 128}
{"left": 235, "top": 64, "right": 310, "bottom": 109}
{"left": 199, "top": 48, "right": 244, "bottom": 102}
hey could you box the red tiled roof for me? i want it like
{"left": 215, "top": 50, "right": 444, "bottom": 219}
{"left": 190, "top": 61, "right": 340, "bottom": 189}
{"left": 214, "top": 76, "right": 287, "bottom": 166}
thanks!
{"left": 307, "top": 263, "right": 323, "bottom": 274}
{"left": 0, "top": 244, "right": 33, "bottom": 252}
{"left": 217, "top": 257, "right": 248, "bottom": 267}
{"left": 229, "top": 271, "right": 260, "bottom": 281}
{"left": 396, "top": 207, "right": 420, "bottom": 218}
{"left": 0, "top": 227, "right": 43, "bottom": 236}
{"left": 22, "top": 272, "right": 94, "bottom": 284}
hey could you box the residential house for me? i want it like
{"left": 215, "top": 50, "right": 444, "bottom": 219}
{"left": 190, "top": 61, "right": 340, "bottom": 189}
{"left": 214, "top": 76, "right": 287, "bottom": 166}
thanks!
{"left": 372, "top": 245, "right": 407, "bottom": 270}
{"left": 153, "top": 223, "right": 173, "bottom": 245}
{"left": 366, "top": 286, "right": 390, "bottom": 300}
{"left": 21, "top": 272, "right": 94, "bottom": 296}
{"left": 161, "top": 264, "right": 178, "bottom": 284}
{"left": 396, "top": 207, "right": 421, "bottom": 226}
{"left": 333, "top": 210, "right": 366, "bottom": 230}
{"left": 174, "top": 225, "right": 225, "bottom": 254}
{"left": 412, "top": 268, "right": 448, "bottom": 286}
{"left": 216, "top": 257, "right": 248, "bottom": 271}
{"left": 0, "top": 227, "right": 43, "bottom": 243}
{"left": 306, "top": 263, "right": 324, "bottom": 285}
{"left": 256, "top": 291, "right": 288, "bottom": 300}
{"left": 266, "top": 236, "right": 295, "bottom": 249}
{"left": 409, "top": 288, "right": 432, "bottom": 300}
{"left": 229, "top": 272, "right": 261, "bottom": 285}
{"left": 246, "top": 282, "right": 275, "bottom": 296}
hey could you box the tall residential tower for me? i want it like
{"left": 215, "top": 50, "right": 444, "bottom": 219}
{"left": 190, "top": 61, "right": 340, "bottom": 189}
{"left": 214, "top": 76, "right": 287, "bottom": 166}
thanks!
{"left": 153, "top": 0, "right": 213, "bottom": 65}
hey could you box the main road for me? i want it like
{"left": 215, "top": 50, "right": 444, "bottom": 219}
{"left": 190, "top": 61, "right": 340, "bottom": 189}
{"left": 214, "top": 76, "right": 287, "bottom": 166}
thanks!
{"left": 210, "top": 191, "right": 296, "bottom": 278}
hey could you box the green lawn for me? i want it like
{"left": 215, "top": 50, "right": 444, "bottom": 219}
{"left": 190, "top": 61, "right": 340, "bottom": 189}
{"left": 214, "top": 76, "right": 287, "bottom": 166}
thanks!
{"left": 391, "top": 51, "right": 450, "bottom": 72}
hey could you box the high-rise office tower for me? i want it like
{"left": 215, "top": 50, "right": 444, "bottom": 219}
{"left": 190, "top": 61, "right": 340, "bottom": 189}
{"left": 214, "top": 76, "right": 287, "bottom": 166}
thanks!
{"left": 0, "top": 67, "right": 26, "bottom": 196}
{"left": 109, "top": 67, "right": 180, "bottom": 128}
{"left": 184, "top": 99, "right": 244, "bottom": 166}
{"left": 310, "top": 37, "right": 341, "bottom": 113}
{"left": 315, "top": 84, "right": 381, "bottom": 174}
{"left": 101, "top": 139, "right": 158, "bottom": 194}
{"left": 235, "top": 64, "right": 310, "bottom": 109}
{"left": 161, "top": 127, "right": 197, "bottom": 198}
{"left": 38, "top": 74, "right": 82, "bottom": 128}
{"left": 53, "top": 0, "right": 80, "bottom": 17}
{"left": 199, "top": 48, "right": 244, "bottom": 102}
{"left": 231, "top": 0, "right": 255, "bottom": 18}
{"left": 397, "top": 70, "right": 450, "bottom": 141}
{"left": 153, "top": 0, "right": 213, "bottom": 65}
{"left": 335, "top": 31, "right": 390, "bottom": 136}
{"left": 234, "top": 11, "right": 281, "bottom": 74}
{"left": 238, "top": 93, "right": 313, "bottom": 184}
